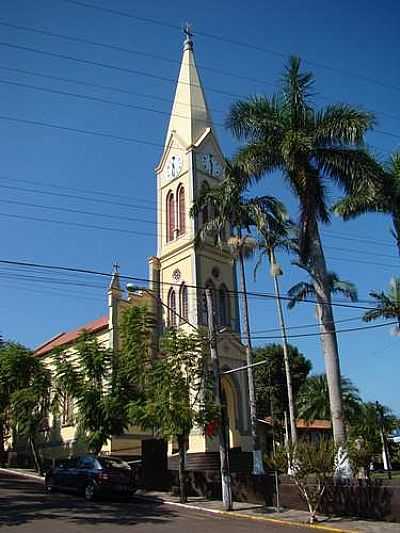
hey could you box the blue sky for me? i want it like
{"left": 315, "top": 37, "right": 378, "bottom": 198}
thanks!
{"left": 0, "top": 0, "right": 399, "bottom": 413}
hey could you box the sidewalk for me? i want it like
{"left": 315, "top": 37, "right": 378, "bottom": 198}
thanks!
{"left": 135, "top": 489, "right": 399, "bottom": 533}
{"left": 1, "top": 467, "right": 398, "bottom": 532}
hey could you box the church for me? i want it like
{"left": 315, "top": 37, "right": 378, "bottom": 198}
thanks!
{"left": 33, "top": 31, "right": 252, "bottom": 465}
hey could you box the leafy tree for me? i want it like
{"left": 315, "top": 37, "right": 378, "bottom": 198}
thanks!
{"left": 190, "top": 159, "right": 286, "bottom": 471}
{"left": 253, "top": 343, "right": 311, "bottom": 421}
{"left": 335, "top": 151, "right": 400, "bottom": 255}
{"left": 363, "top": 277, "right": 400, "bottom": 331}
{"left": 296, "top": 374, "right": 363, "bottom": 425}
{"left": 0, "top": 342, "right": 51, "bottom": 472}
{"left": 270, "top": 439, "right": 336, "bottom": 524}
{"left": 226, "top": 55, "right": 381, "bottom": 446}
{"left": 129, "top": 328, "right": 217, "bottom": 503}
{"left": 53, "top": 307, "right": 153, "bottom": 455}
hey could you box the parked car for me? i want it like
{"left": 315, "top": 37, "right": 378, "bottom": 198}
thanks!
{"left": 45, "top": 455, "right": 135, "bottom": 500}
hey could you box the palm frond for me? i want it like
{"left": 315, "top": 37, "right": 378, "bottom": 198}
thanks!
{"left": 314, "top": 105, "right": 375, "bottom": 146}
{"left": 287, "top": 281, "right": 316, "bottom": 309}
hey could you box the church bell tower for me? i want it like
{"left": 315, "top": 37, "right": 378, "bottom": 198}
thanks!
{"left": 154, "top": 28, "right": 240, "bottom": 333}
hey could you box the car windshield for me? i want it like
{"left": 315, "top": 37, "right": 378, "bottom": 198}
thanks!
{"left": 97, "top": 457, "right": 130, "bottom": 469}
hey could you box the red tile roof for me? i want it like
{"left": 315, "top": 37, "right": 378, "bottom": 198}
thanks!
{"left": 296, "top": 419, "right": 332, "bottom": 430}
{"left": 260, "top": 417, "right": 332, "bottom": 430}
{"left": 34, "top": 315, "right": 109, "bottom": 357}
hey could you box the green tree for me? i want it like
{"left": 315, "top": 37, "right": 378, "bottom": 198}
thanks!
{"left": 253, "top": 343, "right": 311, "bottom": 421}
{"left": 129, "top": 328, "right": 217, "bottom": 503}
{"left": 270, "top": 439, "right": 336, "bottom": 524}
{"left": 363, "top": 277, "right": 400, "bottom": 330}
{"left": 191, "top": 159, "right": 286, "bottom": 472}
{"left": 0, "top": 342, "right": 51, "bottom": 472}
{"left": 53, "top": 306, "right": 153, "bottom": 455}
{"left": 226, "top": 56, "right": 381, "bottom": 446}
{"left": 335, "top": 151, "right": 400, "bottom": 255}
{"left": 296, "top": 374, "right": 363, "bottom": 425}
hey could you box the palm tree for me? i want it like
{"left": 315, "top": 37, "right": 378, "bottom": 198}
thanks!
{"left": 296, "top": 374, "right": 362, "bottom": 425}
{"left": 254, "top": 212, "right": 299, "bottom": 444}
{"left": 226, "top": 56, "right": 381, "bottom": 446}
{"left": 363, "top": 277, "right": 400, "bottom": 331}
{"left": 288, "top": 271, "right": 358, "bottom": 311}
{"left": 335, "top": 152, "right": 400, "bottom": 255}
{"left": 190, "top": 160, "right": 285, "bottom": 473}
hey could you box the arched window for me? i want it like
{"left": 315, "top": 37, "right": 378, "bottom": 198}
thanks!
{"left": 219, "top": 284, "right": 230, "bottom": 327}
{"left": 167, "top": 288, "right": 177, "bottom": 327}
{"left": 177, "top": 184, "right": 186, "bottom": 236}
{"left": 166, "top": 191, "right": 175, "bottom": 242}
{"left": 180, "top": 283, "right": 189, "bottom": 322}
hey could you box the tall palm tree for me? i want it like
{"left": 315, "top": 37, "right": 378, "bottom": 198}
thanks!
{"left": 190, "top": 160, "right": 285, "bottom": 473}
{"left": 254, "top": 213, "right": 299, "bottom": 444}
{"left": 335, "top": 152, "right": 400, "bottom": 255}
{"left": 296, "top": 374, "right": 362, "bottom": 425}
{"left": 363, "top": 277, "right": 400, "bottom": 331}
{"left": 226, "top": 56, "right": 381, "bottom": 446}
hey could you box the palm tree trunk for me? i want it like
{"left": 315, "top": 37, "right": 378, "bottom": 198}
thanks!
{"left": 269, "top": 250, "right": 297, "bottom": 445}
{"left": 308, "top": 223, "right": 346, "bottom": 446}
{"left": 238, "top": 250, "right": 264, "bottom": 474}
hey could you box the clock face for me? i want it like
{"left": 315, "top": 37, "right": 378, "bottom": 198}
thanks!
{"left": 199, "top": 152, "right": 222, "bottom": 177}
{"left": 166, "top": 154, "right": 182, "bottom": 179}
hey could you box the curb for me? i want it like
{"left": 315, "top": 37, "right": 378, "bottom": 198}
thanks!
{"left": 0, "top": 467, "right": 44, "bottom": 481}
{"left": 134, "top": 494, "right": 357, "bottom": 533}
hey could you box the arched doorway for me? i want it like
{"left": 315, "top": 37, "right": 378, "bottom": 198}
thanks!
{"left": 221, "top": 375, "right": 240, "bottom": 449}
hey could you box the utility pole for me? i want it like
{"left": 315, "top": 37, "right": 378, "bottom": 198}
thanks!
{"left": 206, "top": 288, "right": 233, "bottom": 511}
{"left": 269, "top": 249, "right": 297, "bottom": 446}
{"left": 269, "top": 367, "right": 281, "bottom": 512}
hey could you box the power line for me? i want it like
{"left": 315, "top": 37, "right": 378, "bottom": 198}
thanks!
{"left": 61, "top": 0, "right": 400, "bottom": 95}
{"left": 0, "top": 41, "right": 242, "bottom": 100}
{"left": 3, "top": 77, "right": 398, "bottom": 145}
{"left": 1, "top": 193, "right": 398, "bottom": 268}
{"left": 0, "top": 174, "right": 396, "bottom": 255}
{"left": 224, "top": 320, "right": 398, "bottom": 374}
{"left": 0, "top": 41, "right": 398, "bottom": 144}
{"left": 0, "top": 113, "right": 169, "bottom": 149}
{"left": 0, "top": 258, "right": 380, "bottom": 310}
{"left": 0, "top": 63, "right": 225, "bottom": 115}
{"left": 0, "top": 20, "right": 273, "bottom": 89}
{"left": 0, "top": 77, "right": 226, "bottom": 127}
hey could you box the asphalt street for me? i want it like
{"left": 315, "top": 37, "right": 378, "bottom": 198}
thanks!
{"left": 0, "top": 472, "right": 311, "bottom": 532}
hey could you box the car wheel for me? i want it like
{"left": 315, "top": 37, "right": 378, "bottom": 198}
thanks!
{"left": 84, "top": 482, "right": 96, "bottom": 501}
{"left": 45, "top": 476, "right": 55, "bottom": 493}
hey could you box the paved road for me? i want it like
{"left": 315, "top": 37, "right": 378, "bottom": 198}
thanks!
{"left": 0, "top": 472, "right": 311, "bottom": 532}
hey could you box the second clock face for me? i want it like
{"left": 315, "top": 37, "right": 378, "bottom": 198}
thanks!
{"left": 199, "top": 152, "right": 222, "bottom": 177}
{"left": 166, "top": 154, "right": 183, "bottom": 179}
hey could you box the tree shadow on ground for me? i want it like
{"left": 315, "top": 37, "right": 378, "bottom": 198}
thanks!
{"left": 0, "top": 473, "right": 176, "bottom": 528}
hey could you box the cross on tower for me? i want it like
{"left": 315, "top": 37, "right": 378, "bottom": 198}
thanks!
{"left": 183, "top": 22, "right": 193, "bottom": 41}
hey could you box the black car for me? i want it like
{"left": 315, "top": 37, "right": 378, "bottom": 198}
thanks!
{"left": 45, "top": 455, "right": 135, "bottom": 500}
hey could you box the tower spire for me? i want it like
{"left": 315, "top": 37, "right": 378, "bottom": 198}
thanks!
{"left": 163, "top": 24, "right": 214, "bottom": 149}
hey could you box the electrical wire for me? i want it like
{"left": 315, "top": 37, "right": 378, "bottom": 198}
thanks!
{"left": 0, "top": 258, "right": 381, "bottom": 310}
{"left": 0, "top": 174, "right": 397, "bottom": 255}
{"left": 61, "top": 0, "right": 400, "bottom": 95}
